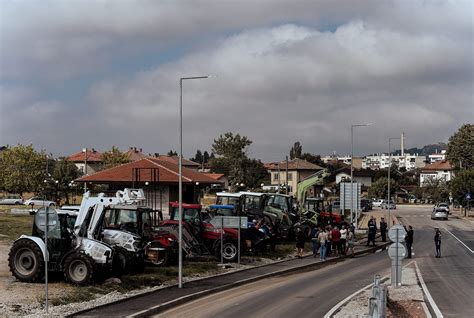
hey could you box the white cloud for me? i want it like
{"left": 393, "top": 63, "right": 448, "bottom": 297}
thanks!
{"left": 1, "top": 1, "right": 472, "bottom": 159}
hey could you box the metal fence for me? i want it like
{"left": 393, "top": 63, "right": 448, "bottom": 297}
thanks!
{"left": 365, "top": 274, "right": 387, "bottom": 318}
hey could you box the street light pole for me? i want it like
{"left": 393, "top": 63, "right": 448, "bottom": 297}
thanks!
{"left": 82, "top": 148, "right": 87, "bottom": 193}
{"left": 351, "top": 123, "right": 372, "bottom": 230}
{"left": 179, "top": 76, "right": 209, "bottom": 289}
{"left": 388, "top": 137, "right": 400, "bottom": 228}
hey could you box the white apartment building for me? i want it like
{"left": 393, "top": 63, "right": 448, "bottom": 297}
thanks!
{"left": 428, "top": 150, "right": 446, "bottom": 164}
{"left": 362, "top": 153, "right": 425, "bottom": 171}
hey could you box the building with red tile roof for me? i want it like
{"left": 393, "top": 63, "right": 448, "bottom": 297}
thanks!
{"left": 67, "top": 148, "right": 103, "bottom": 175}
{"left": 265, "top": 158, "right": 323, "bottom": 195}
{"left": 420, "top": 160, "right": 454, "bottom": 186}
{"left": 75, "top": 157, "right": 220, "bottom": 215}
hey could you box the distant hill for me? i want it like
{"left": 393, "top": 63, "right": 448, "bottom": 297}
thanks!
{"left": 394, "top": 143, "right": 447, "bottom": 156}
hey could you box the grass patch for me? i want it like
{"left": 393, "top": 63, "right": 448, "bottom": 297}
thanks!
{"left": 0, "top": 213, "right": 33, "bottom": 241}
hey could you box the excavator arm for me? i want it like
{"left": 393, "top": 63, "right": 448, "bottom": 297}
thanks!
{"left": 296, "top": 169, "right": 330, "bottom": 212}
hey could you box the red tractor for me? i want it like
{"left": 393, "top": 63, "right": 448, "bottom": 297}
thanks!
{"left": 158, "top": 202, "right": 241, "bottom": 262}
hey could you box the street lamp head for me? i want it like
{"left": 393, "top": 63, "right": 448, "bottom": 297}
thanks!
{"left": 82, "top": 148, "right": 87, "bottom": 153}
{"left": 195, "top": 182, "right": 199, "bottom": 186}
{"left": 145, "top": 181, "right": 149, "bottom": 186}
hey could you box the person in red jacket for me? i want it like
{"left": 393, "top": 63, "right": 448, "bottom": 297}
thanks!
{"left": 331, "top": 226, "right": 341, "bottom": 256}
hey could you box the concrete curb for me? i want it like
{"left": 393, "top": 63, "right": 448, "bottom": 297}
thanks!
{"left": 69, "top": 242, "right": 391, "bottom": 317}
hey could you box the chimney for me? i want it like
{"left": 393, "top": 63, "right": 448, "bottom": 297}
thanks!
{"left": 401, "top": 132, "right": 405, "bottom": 156}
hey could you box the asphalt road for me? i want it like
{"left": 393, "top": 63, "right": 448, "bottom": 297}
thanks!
{"left": 155, "top": 205, "right": 474, "bottom": 318}
{"left": 153, "top": 248, "right": 392, "bottom": 318}
{"left": 396, "top": 205, "right": 474, "bottom": 318}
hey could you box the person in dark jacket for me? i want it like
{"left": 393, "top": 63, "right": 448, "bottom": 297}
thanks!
{"left": 434, "top": 228, "right": 442, "bottom": 258}
{"left": 296, "top": 229, "right": 306, "bottom": 258}
{"left": 367, "top": 216, "right": 377, "bottom": 246}
{"left": 405, "top": 225, "right": 414, "bottom": 258}
{"left": 380, "top": 217, "right": 388, "bottom": 242}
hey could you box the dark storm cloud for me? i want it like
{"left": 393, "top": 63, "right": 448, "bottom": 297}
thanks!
{"left": 0, "top": 1, "right": 472, "bottom": 160}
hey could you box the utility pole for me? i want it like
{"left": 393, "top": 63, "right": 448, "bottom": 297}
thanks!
{"left": 286, "top": 156, "right": 289, "bottom": 194}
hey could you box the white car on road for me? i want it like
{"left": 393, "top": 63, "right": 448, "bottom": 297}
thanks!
{"left": 0, "top": 195, "right": 24, "bottom": 205}
{"left": 24, "top": 197, "right": 56, "bottom": 207}
{"left": 372, "top": 199, "right": 384, "bottom": 207}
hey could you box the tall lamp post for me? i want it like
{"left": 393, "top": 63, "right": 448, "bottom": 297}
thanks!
{"left": 179, "top": 76, "right": 209, "bottom": 288}
{"left": 388, "top": 137, "right": 401, "bottom": 228}
{"left": 351, "top": 123, "right": 372, "bottom": 230}
{"left": 82, "top": 148, "right": 87, "bottom": 193}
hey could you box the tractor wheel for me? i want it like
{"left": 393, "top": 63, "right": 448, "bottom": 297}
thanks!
{"left": 64, "top": 253, "right": 94, "bottom": 285}
{"left": 8, "top": 239, "right": 44, "bottom": 283}
{"left": 112, "top": 247, "right": 132, "bottom": 277}
{"left": 216, "top": 240, "right": 238, "bottom": 263}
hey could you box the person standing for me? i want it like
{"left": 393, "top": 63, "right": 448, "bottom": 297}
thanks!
{"left": 405, "top": 225, "right": 414, "bottom": 258}
{"left": 318, "top": 227, "right": 328, "bottom": 261}
{"left": 367, "top": 216, "right": 377, "bottom": 247}
{"left": 380, "top": 217, "right": 388, "bottom": 242}
{"left": 346, "top": 229, "right": 355, "bottom": 257}
{"left": 296, "top": 229, "right": 306, "bottom": 258}
{"left": 310, "top": 226, "right": 320, "bottom": 257}
{"left": 326, "top": 225, "right": 332, "bottom": 257}
{"left": 434, "top": 228, "right": 442, "bottom": 258}
{"left": 331, "top": 226, "right": 341, "bottom": 256}
{"left": 340, "top": 225, "right": 348, "bottom": 255}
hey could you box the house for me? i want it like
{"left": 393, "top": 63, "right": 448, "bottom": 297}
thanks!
{"left": 420, "top": 160, "right": 454, "bottom": 186}
{"left": 125, "top": 147, "right": 148, "bottom": 161}
{"left": 204, "top": 173, "right": 228, "bottom": 190}
{"left": 75, "top": 157, "right": 220, "bottom": 216}
{"left": 362, "top": 153, "right": 425, "bottom": 171}
{"left": 266, "top": 158, "right": 323, "bottom": 195}
{"left": 334, "top": 167, "right": 376, "bottom": 187}
{"left": 428, "top": 150, "right": 446, "bottom": 164}
{"left": 67, "top": 148, "right": 103, "bottom": 175}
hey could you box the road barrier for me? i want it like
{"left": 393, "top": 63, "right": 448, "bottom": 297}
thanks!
{"left": 364, "top": 274, "right": 387, "bottom": 318}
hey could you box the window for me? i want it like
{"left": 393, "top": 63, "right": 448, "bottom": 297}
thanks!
{"left": 273, "top": 173, "right": 279, "bottom": 181}
{"left": 287, "top": 173, "right": 293, "bottom": 181}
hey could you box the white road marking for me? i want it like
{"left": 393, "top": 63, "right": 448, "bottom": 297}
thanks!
{"left": 445, "top": 229, "right": 474, "bottom": 253}
{"left": 415, "top": 261, "right": 444, "bottom": 318}
{"left": 324, "top": 261, "right": 414, "bottom": 318}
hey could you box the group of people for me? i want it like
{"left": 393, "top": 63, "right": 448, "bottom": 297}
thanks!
{"left": 296, "top": 223, "right": 356, "bottom": 260}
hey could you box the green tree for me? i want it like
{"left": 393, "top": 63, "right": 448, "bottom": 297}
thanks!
{"left": 203, "top": 151, "right": 210, "bottom": 163}
{"left": 167, "top": 150, "right": 178, "bottom": 156}
{"left": 289, "top": 141, "right": 303, "bottom": 159}
{"left": 101, "top": 146, "right": 130, "bottom": 169}
{"left": 446, "top": 124, "right": 474, "bottom": 169}
{"left": 368, "top": 177, "right": 399, "bottom": 200}
{"left": 300, "top": 153, "right": 325, "bottom": 167}
{"left": 191, "top": 150, "right": 203, "bottom": 163}
{"left": 51, "top": 158, "right": 81, "bottom": 204}
{"left": 421, "top": 179, "right": 450, "bottom": 203}
{"left": 0, "top": 144, "right": 46, "bottom": 195}
{"left": 210, "top": 132, "right": 254, "bottom": 188}
{"left": 450, "top": 169, "right": 474, "bottom": 206}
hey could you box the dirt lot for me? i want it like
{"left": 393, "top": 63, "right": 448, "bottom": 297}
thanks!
{"left": 0, "top": 207, "right": 296, "bottom": 316}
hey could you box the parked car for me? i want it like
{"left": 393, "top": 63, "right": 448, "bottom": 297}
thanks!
{"left": 361, "top": 199, "right": 373, "bottom": 212}
{"left": 372, "top": 199, "right": 384, "bottom": 208}
{"left": 24, "top": 197, "right": 55, "bottom": 207}
{"left": 0, "top": 195, "right": 24, "bottom": 205}
{"left": 381, "top": 200, "right": 396, "bottom": 210}
{"left": 431, "top": 208, "right": 448, "bottom": 220}
{"left": 434, "top": 202, "right": 450, "bottom": 214}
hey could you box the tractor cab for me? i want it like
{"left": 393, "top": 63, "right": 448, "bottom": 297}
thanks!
{"left": 304, "top": 197, "right": 343, "bottom": 226}
{"left": 240, "top": 192, "right": 267, "bottom": 220}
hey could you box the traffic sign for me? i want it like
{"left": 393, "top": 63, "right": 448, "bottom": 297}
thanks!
{"left": 388, "top": 225, "right": 406, "bottom": 242}
{"left": 34, "top": 207, "right": 59, "bottom": 233}
{"left": 388, "top": 242, "right": 406, "bottom": 259}
{"left": 466, "top": 192, "right": 471, "bottom": 200}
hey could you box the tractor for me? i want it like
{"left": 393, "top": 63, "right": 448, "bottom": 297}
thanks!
{"left": 8, "top": 207, "right": 113, "bottom": 285}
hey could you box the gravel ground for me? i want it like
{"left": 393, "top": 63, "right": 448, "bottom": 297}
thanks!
{"left": 333, "top": 265, "right": 427, "bottom": 318}
{"left": 0, "top": 234, "right": 292, "bottom": 318}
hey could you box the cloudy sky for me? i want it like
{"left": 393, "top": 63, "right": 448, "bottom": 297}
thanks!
{"left": 0, "top": 0, "right": 472, "bottom": 161}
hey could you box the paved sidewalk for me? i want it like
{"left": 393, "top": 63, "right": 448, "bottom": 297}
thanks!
{"left": 70, "top": 241, "right": 390, "bottom": 317}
